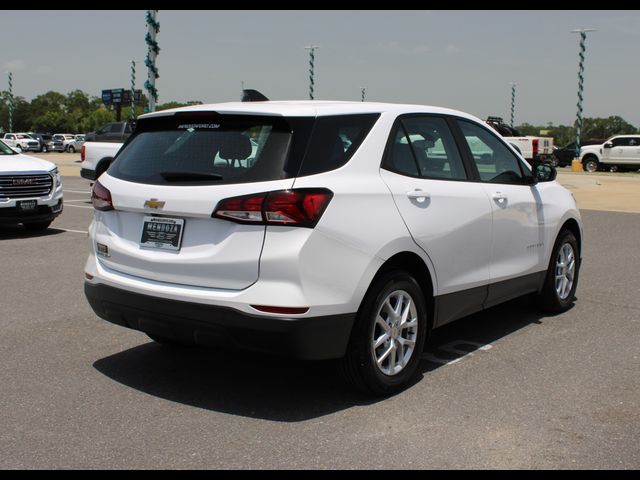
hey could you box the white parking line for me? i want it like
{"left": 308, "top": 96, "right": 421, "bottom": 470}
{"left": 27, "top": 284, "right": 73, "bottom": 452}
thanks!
{"left": 64, "top": 204, "right": 93, "bottom": 209}
{"left": 57, "top": 228, "right": 88, "bottom": 234}
{"left": 422, "top": 340, "right": 492, "bottom": 366}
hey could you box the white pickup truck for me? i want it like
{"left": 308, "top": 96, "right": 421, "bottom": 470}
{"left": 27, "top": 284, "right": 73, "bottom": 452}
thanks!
{"left": 485, "top": 117, "right": 555, "bottom": 165}
{"left": 579, "top": 135, "right": 640, "bottom": 172}
{"left": 0, "top": 139, "right": 63, "bottom": 231}
{"left": 80, "top": 141, "right": 124, "bottom": 181}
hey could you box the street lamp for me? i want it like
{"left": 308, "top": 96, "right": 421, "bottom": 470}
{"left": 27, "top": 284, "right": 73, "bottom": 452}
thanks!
{"left": 571, "top": 28, "right": 596, "bottom": 161}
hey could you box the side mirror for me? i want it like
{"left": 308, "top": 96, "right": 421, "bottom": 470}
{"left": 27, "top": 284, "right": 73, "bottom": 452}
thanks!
{"left": 603, "top": 142, "right": 613, "bottom": 149}
{"left": 533, "top": 162, "right": 557, "bottom": 183}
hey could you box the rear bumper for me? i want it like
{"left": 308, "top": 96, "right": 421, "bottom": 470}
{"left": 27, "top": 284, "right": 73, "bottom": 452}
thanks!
{"left": 80, "top": 168, "right": 97, "bottom": 181}
{"left": 84, "top": 282, "right": 356, "bottom": 360}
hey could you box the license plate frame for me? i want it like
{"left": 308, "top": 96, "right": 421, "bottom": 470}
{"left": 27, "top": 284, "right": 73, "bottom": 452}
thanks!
{"left": 17, "top": 200, "right": 37, "bottom": 211}
{"left": 140, "top": 216, "right": 185, "bottom": 251}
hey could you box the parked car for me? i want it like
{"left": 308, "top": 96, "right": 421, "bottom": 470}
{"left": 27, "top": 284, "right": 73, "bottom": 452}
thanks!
{"left": 0, "top": 139, "right": 63, "bottom": 231}
{"left": 65, "top": 134, "right": 85, "bottom": 153}
{"left": 27, "top": 133, "right": 53, "bottom": 153}
{"left": 48, "top": 134, "right": 68, "bottom": 152}
{"left": 84, "top": 100, "right": 583, "bottom": 395}
{"left": 580, "top": 135, "right": 640, "bottom": 172}
{"left": 553, "top": 139, "right": 606, "bottom": 168}
{"left": 2, "top": 133, "right": 40, "bottom": 152}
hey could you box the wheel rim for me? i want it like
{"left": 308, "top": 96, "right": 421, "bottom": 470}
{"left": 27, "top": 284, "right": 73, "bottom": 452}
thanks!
{"left": 371, "top": 289, "right": 419, "bottom": 376}
{"left": 555, "top": 243, "right": 576, "bottom": 300}
{"left": 585, "top": 160, "right": 597, "bottom": 172}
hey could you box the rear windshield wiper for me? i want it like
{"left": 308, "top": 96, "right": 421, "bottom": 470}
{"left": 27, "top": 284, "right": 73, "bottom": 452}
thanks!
{"left": 159, "top": 171, "right": 223, "bottom": 182}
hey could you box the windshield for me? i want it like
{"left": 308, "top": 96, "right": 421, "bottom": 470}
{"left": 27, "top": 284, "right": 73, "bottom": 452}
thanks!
{"left": 0, "top": 140, "right": 17, "bottom": 155}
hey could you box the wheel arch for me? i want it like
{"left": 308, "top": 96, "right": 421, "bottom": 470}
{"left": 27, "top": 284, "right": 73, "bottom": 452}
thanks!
{"left": 560, "top": 217, "right": 582, "bottom": 257}
{"left": 368, "top": 251, "right": 436, "bottom": 331}
{"left": 96, "top": 157, "right": 114, "bottom": 177}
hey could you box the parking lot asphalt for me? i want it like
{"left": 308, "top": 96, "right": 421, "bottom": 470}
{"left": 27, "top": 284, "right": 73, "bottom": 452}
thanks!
{"left": 0, "top": 175, "right": 638, "bottom": 469}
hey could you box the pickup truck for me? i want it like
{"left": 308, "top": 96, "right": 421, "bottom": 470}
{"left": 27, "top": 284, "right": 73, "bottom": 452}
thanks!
{"left": 0, "top": 139, "right": 63, "bottom": 231}
{"left": 485, "top": 117, "right": 555, "bottom": 165}
{"left": 84, "top": 122, "right": 134, "bottom": 143}
{"left": 2, "top": 133, "right": 41, "bottom": 152}
{"left": 580, "top": 134, "right": 640, "bottom": 172}
{"left": 80, "top": 141, "right": 123, "bottom": 181}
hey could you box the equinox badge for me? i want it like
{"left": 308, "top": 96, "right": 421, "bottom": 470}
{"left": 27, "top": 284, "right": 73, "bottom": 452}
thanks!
{"left": 144, "top": 199, "right": 165, "bottom": 209}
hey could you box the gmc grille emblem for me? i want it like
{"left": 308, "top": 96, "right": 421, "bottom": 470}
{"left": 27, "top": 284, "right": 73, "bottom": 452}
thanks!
{"left": 13, "top": 179, "right": 34, "bottom": 186}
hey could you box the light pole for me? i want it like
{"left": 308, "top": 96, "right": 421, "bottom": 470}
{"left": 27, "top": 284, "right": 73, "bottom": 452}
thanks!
{"left": 305, "top": 45, "right": 319, "bottom": 100}
{"left": 509, "top": 82, "right": 517, "bottom": 127}
{"left": 130, "top": 60, "right": 136, "bottom": 121}
{"left": 144, "top": 10, "right": 160, "bottom": 112}
{"left": 571, "top": 28, "right": 596, "bottom": 160}
{"left": 7, "top": 72, "right": 13, "bottom": 132}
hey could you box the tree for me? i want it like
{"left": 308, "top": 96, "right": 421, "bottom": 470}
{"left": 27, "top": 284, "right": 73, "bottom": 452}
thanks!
{"left": 581, "top": 116, "right": 637, "bottom": 139}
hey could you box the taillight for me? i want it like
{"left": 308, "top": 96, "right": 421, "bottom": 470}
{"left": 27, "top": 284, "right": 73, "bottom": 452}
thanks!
{"left": 81, "top": 144, "right": 85, "bottom": 162}
{"left": 91, "top": 180, "right": 114, "bottom": 211}
{"left": 532, "top": 139, "right": 539, "bottom": 156}
{"left": 213, "top": 188, "right": 333, "bottom": 228}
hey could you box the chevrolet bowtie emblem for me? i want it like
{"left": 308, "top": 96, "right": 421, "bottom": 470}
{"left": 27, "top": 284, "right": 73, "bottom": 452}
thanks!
{"left": 144, "top": 199, "right": 165, "bottom": 209}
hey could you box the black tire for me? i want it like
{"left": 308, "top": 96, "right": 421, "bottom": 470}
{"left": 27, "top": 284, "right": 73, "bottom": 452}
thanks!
{"left": 582, "top": 156, "right": 599, "bottom": 173}
{"left": 23, "top": 221, "right": 52, "bottom": 232}
{"left": 42, "top": 145, "right": 48, "bottom": 153}
{"left": 146, "top": 333, "right": 187, "bottom": 347}
{"left": 537, "top": 229, "right": 580, "bottom": 313}
{"left": 68, "top": 146, "right": 76, "bottom": 153}
{"left": 339, "top": 270, "right": 428, "bottom": 396}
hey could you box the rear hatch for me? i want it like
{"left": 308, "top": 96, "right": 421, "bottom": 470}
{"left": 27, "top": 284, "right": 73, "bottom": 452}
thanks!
{"left": 95, "top": 112, "right": 302, "bottom": 290}
{"left": 93, "top": 109, "right": 380, "bottom": 290}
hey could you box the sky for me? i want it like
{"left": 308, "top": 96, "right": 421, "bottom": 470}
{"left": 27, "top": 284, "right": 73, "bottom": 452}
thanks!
{"left": 0, "top": 10, "right": 637, "bottom": 126}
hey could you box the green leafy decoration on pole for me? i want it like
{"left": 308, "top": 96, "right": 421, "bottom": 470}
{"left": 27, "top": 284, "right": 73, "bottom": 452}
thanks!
{"left": 8, "top": 72, "right": 13, "bottom": 132}
{"left": 144, "top": 10, "right": 160, "bottom": 112}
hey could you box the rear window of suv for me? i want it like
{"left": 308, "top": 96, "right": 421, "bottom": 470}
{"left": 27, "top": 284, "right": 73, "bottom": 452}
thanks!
{"left": 108, "top": 112, "right": 379, "bottom": 185}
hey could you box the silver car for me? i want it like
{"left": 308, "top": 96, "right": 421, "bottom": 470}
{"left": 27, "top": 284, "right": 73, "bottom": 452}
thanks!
{"left": 65, "top": 134, "right": 85, "bottom": 153}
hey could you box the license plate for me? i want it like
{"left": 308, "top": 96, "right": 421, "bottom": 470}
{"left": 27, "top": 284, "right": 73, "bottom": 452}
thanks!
{"left": 17, "top": 200, "right": 37, "bottom": 211}
{"left": 140, "top": 216, "right": 185, "bottom": 251}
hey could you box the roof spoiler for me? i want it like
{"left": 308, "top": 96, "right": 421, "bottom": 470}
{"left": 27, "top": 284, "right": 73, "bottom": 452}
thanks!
{"left": 241, "top": 89, "right": 269, "bottom": 102}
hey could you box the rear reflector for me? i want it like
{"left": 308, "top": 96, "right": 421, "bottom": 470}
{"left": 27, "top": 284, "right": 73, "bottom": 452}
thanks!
{"left": 251, "top": 305, "right": 309, "bottom": 315}
{"left": 213, "top": 188, "right": 333, "bottom": 228}
{"left": 91, "top": 180, "right": 114, "bottom": 211}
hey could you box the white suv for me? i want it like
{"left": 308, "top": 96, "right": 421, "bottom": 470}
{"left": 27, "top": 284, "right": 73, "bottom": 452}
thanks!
{"left": 0, "top": 139, "right": 63, "bottom": 230}
{"left": 84, "top": 101, "right": 583, "bottom": 394}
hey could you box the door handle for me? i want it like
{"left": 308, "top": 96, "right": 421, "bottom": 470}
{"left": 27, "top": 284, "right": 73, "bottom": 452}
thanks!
{"left": 492, "top": 192, "right": 508, "bottom": 206}
{"left": 407, "top": 190, "right": 430, "bottom": 202}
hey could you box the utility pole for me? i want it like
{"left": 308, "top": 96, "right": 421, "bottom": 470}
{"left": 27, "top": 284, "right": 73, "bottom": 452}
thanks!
{"left": 305, "top": 45, "right": 319, "bottom": 100}
{"left": 144, "top": 10, "right": 160, "bottom": 112}
{"left": 571, "top": 28, "right": 596, "bottom": 160}
{"left": 7, "top": 72, "right": 13, "bottom": 132}
{"left": 509, "top": 82, "right": 517, "bottom": 127}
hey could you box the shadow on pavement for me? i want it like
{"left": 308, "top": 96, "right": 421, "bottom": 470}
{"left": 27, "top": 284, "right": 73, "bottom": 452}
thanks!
{"left": 93, "top": 295, "right": 561, "bottom": 422}
{"left": 0, "top": 225, "right": 66, "bottom": 240}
